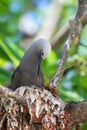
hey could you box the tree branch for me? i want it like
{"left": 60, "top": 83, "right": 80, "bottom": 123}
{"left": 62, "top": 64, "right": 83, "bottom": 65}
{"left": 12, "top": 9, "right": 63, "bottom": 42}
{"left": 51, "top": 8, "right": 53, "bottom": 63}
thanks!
{"left": 65, "top": 101, "right": 87, "bottom": 124}
{"left": 51, "top": 10, "right": 87, "bottom": 51}
{"left": 0, "top": 86, "right": 87, "bottom": 129}
{"left": 0, "top": 85, "right": 27, "bottom": 107}
{"left": 49, "top": 0, "right": 86, "bottom": 95}
{"left": 51, "top": 23, "right": 70, "bottom": 51}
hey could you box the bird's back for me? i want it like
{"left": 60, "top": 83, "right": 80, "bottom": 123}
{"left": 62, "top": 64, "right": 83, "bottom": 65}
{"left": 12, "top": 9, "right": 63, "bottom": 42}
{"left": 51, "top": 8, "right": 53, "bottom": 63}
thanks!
{"left": 11, "top": 66, "right": 44, "bottom": 90}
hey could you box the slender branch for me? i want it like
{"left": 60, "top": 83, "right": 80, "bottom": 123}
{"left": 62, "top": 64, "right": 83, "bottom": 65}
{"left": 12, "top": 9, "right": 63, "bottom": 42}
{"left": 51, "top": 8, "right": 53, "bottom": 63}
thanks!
{"left": 51, "top": 23, "right": 70, "bottom": 51}
{"left": 0, "top": 85, "right": 27, "bottom": 107}
{"left": 50, "top": 0, "right": 86, "bottom": 92}
{"left": 51, "top": 10, "right": 87, "bottom": 51}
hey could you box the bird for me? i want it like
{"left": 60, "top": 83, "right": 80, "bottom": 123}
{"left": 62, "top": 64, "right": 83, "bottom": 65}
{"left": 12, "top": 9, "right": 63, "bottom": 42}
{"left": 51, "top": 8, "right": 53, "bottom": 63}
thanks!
{"left": 11, "top": 38, "right": 51, "bottom": 90}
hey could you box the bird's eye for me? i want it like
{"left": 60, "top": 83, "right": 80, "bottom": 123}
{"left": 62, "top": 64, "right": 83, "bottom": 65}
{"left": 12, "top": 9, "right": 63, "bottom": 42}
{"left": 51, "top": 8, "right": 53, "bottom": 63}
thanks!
{"left": 41, "top": 51, "right": 44, "bottom": 56}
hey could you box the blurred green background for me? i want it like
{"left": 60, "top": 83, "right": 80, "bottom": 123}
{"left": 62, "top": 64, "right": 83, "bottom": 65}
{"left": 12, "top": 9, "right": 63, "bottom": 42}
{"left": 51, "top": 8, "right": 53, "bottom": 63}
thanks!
{"left": 0, "top": 0, "right": 87, "bottom": 129}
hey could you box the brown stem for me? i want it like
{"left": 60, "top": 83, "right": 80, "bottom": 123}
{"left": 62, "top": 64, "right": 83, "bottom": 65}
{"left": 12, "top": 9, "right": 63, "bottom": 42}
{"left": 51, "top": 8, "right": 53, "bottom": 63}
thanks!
{"left": 50, "top": 0, "right": 86, "bottom": 93}
{"left": 0, "top": 85, "right": 27, "bottom": 107}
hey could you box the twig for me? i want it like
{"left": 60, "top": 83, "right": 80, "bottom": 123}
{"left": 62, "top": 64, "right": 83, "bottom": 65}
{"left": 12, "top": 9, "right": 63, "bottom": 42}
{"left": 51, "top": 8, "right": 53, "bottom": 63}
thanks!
{"left": 51, "top": 6, "right": 87, "bottom": 52}
{"left": 52, "top": 10, "right": 87, "bottom": 51}
{"left": 0, "top": 85, "right": 27, "bottom": 107}
{"left": 0, "top": 113, "right": 7, "bottom": 129}
{"left": 51, "top": 23, "right": 70, "bottom": 51}
{"left": 50, "top": 0, "right": 86, "bottom": 91}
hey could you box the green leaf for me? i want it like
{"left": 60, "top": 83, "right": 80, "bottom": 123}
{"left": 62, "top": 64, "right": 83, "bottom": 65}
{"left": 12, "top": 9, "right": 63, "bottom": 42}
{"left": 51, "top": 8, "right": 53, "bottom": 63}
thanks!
{"left": 81, "top": 122, "right": 87, "bottom": 130}
{"left": 0, "top": 68, "right": 12, "bottom": 84}
{"left": 59, "top": 87, "right": 83, "bottom": 102}
{"left": 80, "top": 75, "right": 87, "bottom": 92}
{"left": 0, "top": 37, "right": 25, "bottom": 66}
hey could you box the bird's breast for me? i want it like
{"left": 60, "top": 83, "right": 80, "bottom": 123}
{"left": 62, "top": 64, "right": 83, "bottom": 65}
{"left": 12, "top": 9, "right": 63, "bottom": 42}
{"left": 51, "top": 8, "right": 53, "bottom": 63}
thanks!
{"left": 20, "top": 70, "right": 44, "bottom": 87}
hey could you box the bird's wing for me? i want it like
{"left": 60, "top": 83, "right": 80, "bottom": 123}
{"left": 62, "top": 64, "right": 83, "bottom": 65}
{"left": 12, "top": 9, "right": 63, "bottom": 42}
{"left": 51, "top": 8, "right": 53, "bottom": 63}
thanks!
{"left": 11, "top": 67, "right": 21, "bottom": 90}
{"left": 39, "top": 71, "right": 44, "bottom": 87}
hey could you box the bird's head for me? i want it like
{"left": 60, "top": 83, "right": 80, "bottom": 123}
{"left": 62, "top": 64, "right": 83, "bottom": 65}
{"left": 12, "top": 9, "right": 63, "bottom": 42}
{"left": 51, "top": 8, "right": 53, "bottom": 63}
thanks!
{"left": 31, "top": 38, "right": 51, "bottom": 75}
{"left": 20, "top": 38, "right": 51, "bottom": 76}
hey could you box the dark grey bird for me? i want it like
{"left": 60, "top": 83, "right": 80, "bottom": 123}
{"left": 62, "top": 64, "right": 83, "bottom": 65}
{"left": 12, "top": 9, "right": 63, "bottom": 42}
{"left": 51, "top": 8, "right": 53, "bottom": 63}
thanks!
{"left": 11, "top": 38, "right": 51, "bottom": 90}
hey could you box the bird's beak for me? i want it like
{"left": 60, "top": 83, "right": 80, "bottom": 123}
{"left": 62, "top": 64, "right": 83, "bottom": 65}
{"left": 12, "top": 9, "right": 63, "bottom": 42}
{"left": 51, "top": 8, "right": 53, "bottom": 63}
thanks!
{"left": 38, "top": 57, "right": 42, "bottom": 76}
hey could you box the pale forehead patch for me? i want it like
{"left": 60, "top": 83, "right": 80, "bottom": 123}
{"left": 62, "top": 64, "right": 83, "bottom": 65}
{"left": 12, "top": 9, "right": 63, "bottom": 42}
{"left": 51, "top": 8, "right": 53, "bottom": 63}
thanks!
{"left": 33, "top": 38, "right": 51, "bottom": 59}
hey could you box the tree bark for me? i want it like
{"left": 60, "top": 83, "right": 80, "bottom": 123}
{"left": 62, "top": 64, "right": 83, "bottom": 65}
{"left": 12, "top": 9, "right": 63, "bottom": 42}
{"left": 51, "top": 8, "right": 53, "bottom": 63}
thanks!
{"left": 0, "top": 85, "right": 87, "bottom": 130}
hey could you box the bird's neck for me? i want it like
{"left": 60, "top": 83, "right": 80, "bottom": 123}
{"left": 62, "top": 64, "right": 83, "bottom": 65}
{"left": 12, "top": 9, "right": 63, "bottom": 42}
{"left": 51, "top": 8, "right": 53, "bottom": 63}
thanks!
{"left": 19, "top": 54, "right": 41, "bottom": 74}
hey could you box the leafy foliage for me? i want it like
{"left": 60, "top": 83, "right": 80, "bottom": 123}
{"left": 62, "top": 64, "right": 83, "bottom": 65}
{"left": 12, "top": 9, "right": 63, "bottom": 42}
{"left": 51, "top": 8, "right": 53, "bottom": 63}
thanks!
{"left": 0, "top": 36, "right": 25, "bottom": 84}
